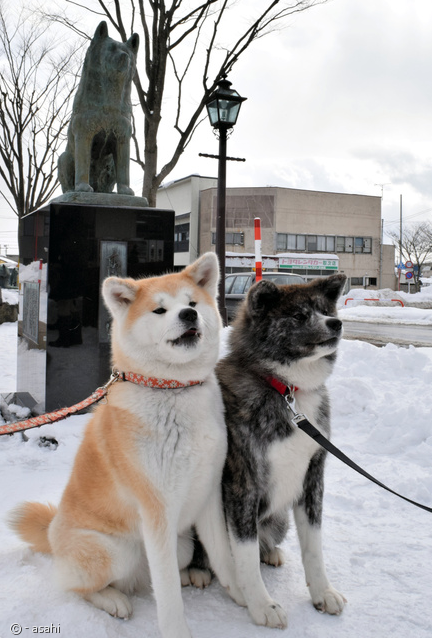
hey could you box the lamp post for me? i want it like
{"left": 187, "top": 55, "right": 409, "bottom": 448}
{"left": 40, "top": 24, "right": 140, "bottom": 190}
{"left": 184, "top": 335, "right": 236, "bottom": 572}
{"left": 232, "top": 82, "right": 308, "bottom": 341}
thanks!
{"left": 205, "top": 76, "right": 246, "bottom": 325}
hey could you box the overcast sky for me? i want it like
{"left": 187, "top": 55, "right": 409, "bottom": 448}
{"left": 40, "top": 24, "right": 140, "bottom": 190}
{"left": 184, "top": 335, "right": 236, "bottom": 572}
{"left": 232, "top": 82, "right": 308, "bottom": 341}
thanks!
{"left": 2, "top": 0, "right": 432, "bottom": 254}
{"left": 165, "top": 0, "right": 432, "bottom": 245}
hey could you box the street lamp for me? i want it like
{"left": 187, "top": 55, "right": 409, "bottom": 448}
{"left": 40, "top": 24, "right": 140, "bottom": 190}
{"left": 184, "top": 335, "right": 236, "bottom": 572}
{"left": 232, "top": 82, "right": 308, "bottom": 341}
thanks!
{"left": 205, "top": 76, "right": 246, "bottom": 325}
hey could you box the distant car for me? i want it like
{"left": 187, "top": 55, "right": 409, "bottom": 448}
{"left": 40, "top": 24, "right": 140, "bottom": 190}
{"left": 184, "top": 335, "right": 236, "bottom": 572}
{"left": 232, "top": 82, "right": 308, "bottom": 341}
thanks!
{"left": 225, "top": 271, "right": 305, "bottom": 322}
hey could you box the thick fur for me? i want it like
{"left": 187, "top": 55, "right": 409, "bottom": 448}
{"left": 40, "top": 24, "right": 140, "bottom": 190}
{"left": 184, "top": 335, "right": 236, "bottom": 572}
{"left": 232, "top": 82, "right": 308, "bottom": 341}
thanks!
{"left": 58, "top": 21, "right": 139, "bottom": 195}
{"left": 8, "top": 253, "right": 241, "bottom": 638}
{"left": 216, "top": 274, "right": 347, "bottom": 628}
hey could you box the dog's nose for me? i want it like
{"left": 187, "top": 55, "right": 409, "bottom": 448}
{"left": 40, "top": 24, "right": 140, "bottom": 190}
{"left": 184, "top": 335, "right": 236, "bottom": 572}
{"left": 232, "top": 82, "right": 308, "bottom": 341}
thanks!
{"left": 326, "top": 318, "right": 342, "bottom": 333}
{"left": 179, "top": 307, "right": 198, "bottom": 323}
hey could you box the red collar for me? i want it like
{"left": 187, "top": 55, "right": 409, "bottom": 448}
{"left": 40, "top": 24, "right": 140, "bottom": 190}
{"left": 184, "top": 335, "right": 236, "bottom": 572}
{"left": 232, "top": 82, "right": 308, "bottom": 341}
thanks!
{"left": 115, "top": 371, "right": 202, "bottom": 389}
{"left": 266, "top": 376, "right": 299, "bottom": 398}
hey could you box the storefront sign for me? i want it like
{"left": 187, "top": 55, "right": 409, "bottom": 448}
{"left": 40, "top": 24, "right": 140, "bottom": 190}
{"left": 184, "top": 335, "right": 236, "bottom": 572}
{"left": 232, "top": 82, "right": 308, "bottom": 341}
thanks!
{"left": 279, "top": 257, "right": 338, "bottom": 270}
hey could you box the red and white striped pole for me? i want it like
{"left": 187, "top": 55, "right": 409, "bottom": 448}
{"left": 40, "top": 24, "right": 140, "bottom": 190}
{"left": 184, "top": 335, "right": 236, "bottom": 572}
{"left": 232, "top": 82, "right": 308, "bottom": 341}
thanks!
{"left": 38, "top": 259, "right": 43, "bottom": 285}
{"left": 254, "top": 217, "right": 262, "bottom": 282}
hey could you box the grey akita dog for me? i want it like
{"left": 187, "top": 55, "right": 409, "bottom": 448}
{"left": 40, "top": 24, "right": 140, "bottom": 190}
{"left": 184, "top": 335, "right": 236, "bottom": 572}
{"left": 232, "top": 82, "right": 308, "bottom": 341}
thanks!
{"left": 216, "top": 274, "right": 347, "bottom": 628}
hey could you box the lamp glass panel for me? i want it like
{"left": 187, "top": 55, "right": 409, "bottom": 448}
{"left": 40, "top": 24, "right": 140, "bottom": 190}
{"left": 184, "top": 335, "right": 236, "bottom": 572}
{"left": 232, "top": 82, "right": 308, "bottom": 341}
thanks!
{"left": 206, "top": 96, "right": 241, "bottom": 126}
{"left": 206, "top": 100, "right": 220, "bottom": 126}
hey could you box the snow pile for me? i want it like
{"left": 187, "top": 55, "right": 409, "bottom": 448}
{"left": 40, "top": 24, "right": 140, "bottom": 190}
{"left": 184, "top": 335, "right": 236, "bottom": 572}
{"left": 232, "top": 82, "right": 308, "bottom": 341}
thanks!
{"left": 340, "top": 288, "right": 406, "bottom": 307}
{"left": 0, "top": 289, "right": 19, "bottom": 305}
{"left": 19, "top": 261, "right": 48, "bottom": 289}
{"left": 339, "top": 305, "right": 432, "bottom": 324}
{"left": 339, "top": 287, "right": 432, "bottom": 327}
{"left": 1, "top": 331, "right": 432, "bottom": 637}
{"left": 339, "top": 286, "right": 432, "bottom": 308}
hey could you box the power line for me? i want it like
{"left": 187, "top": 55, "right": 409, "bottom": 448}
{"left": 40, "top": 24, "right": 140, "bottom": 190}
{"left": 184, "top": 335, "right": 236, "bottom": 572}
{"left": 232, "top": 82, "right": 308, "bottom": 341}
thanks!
{"left": 384, "top": 207, "right": 432, "bottom": 227}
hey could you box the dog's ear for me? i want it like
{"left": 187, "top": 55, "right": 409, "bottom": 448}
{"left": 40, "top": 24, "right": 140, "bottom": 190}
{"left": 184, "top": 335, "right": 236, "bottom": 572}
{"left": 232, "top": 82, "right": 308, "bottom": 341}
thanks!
{"left": 102, "top": 277, "right": 138, "bottom": 316}
{"left": 185, "top": 252, "right": 220, "bottom": 298}
{"left": 313, "top": 274, "right": 347, "bottom": 301}
{"left": 247, "top": 280, "right": 281, "bottom": 319}
{"left": 94, "top": 21, "right": 109, "bottom": 40}
{"left": 127, "top": 33, "right": 140, "bottom": 55}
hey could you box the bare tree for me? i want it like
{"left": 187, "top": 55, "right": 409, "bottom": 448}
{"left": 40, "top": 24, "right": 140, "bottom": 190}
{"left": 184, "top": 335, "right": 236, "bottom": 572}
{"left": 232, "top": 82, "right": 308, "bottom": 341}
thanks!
{"left": 47, "top": 0, "right": 328, "bottom": 206}
{"left": 0, "top": 3, "right": 82, "bottom": 219}
{"left": 388, "top": 222, "right": 432, "bottom": 291}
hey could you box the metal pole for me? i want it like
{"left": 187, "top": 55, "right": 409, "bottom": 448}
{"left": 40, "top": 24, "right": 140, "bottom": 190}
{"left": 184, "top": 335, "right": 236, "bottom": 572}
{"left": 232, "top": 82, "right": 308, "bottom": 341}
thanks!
{"left": 216, "top": 127, "right": 228, "bottom": 326}
{"left": 379, "top": 218, "right": 383, "bottom": 289}
{"left": 399, "top": 194, "right": 403, "bottom": 264}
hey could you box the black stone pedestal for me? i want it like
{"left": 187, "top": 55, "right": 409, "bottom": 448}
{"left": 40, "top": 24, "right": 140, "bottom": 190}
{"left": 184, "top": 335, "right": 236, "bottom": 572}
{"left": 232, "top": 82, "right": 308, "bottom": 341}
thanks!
{"left": 17, "top": 200, "right": 174, "bottom": 413}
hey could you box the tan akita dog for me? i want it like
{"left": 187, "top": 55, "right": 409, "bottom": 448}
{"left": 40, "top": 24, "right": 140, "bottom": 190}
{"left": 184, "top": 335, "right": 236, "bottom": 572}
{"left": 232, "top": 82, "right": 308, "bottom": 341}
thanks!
{"left": 9, "top": 253, "right": 241, "bottom": 638}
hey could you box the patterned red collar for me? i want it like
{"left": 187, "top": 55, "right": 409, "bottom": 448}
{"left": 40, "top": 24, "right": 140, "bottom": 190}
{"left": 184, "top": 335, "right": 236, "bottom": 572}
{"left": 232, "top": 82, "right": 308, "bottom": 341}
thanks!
{"left": 117, "top": 371, "right": 202, "bottom": 389}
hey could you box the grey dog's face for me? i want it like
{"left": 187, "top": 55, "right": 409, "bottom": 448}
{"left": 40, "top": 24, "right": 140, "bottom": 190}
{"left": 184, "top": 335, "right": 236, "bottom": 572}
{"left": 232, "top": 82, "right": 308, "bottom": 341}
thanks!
{"left": 243, "top": 274, "right": 346, "bottom": 364}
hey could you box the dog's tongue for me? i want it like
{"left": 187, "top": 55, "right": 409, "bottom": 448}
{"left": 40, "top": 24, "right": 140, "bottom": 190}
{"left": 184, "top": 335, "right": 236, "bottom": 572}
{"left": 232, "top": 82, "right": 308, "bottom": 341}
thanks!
{"left": 183, "top": 328, "right": 198, "bottom": 338}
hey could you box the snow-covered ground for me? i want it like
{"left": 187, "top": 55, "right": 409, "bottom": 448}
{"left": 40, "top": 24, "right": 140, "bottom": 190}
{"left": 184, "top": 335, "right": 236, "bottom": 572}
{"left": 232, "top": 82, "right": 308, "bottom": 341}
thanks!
{"left": 1, "top": 293, "right": 432, "bottom": 637}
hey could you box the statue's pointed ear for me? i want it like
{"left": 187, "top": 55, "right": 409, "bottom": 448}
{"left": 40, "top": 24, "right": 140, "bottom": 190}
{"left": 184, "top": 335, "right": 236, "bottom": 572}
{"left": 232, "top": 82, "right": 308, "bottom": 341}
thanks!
{"left": 127, "top": 33, "right": 140, "bottom": 55}
{"left": 94, "top": 21, "right": 109, "bottom": 40}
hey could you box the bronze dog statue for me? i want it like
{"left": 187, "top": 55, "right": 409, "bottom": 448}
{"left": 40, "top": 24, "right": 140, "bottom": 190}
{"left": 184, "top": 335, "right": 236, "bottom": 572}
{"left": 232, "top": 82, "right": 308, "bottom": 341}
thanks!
{"left": 58, "top": 21, "right": 139, "bottom": 195}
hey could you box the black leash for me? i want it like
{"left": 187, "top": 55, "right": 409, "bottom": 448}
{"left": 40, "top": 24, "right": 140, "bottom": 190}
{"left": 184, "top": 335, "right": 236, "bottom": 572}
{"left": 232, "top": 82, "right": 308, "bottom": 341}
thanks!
{"left": 267, "top": 378, "right": 432, "bottom": 514}
{"left": 290, "top": 408, "right": 432, "bottom": 514}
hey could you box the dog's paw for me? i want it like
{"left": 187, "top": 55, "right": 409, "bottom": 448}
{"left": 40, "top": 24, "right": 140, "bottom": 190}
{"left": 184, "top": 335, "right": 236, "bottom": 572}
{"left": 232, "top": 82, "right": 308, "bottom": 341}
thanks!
{"left": 117, "top": 184, "right": 135, "bottom": 196}
{"left": 312, "top": 586, "right": 346, "bottom": 615}
{"left": 250, "top": 601, "right": 287, "bottom": 629}
{"left": 261, "top": 546, "right": 285, "bottom": 567}
{"left": 85, "top": 585, "right": 133, "bottom": 619}
{"left": 75, "top": 182, "right": 94, "bottom": 193}
{"left": 180, "top": 567, "right": 212, "bottom": 589}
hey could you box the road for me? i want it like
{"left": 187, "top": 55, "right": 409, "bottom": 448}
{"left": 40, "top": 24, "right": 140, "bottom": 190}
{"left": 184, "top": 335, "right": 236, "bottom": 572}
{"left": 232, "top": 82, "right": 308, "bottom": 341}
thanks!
{"left": 342, "top": 320, "right": 432, "bottom": 347}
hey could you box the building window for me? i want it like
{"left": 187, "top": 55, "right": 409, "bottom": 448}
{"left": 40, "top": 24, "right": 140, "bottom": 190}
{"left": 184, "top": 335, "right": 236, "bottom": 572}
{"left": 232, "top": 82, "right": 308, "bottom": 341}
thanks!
{"left": 317, "top": 236, "right": 326, "bottom": 251}
{"left": 339, "top": 236, "right": 373, "bottom": 253}
{"left": 276, "top": 232, "right": 374, "bottom": 254}
{"left": 228, "top": 232, "right": 244, "bottom": 245}
{"left": 174, "top": 223, "right": 189, "bottom": 252}
{"left": 276, "top": 234, "right": 287, "bottom": 250}
{"left": 335, "top": 236, "right": 371, "bottom": 253}
{"left": 345, "top": 237, "right": 354, "bottom": 252}
{"left": 351, "top": 276, "right": 377, "bottom": 286}
{"left": 276, "top": 233, "right": 336, "bottom": 253}
{"left": 326, "top": 236, "right": 335, "bottom": 251}
{"left": 336, "top": 236, "right": 345, "bottom": 252}
{"left": 285, "top": 234, "right": 295, "bottom": 250}
{"left": 357, "top": 237, "right": 372, "bottom": 253}
{"left": 211, "top": 232, "right": 244, "bottom": 245}
{"left": 354, "top": 237, "right": 363, "bottom": 253}
{"left": 307, "top": 235, "right": 317, "bottom": 251}
{"left": 297, "top": 234, "right": 306, "bottom": 250}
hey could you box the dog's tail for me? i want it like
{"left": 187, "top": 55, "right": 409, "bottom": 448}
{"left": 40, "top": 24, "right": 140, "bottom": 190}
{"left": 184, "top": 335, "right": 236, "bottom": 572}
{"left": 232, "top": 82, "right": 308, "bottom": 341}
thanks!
{"left": 8, "top": 502, "right": 57, "bottom": 554}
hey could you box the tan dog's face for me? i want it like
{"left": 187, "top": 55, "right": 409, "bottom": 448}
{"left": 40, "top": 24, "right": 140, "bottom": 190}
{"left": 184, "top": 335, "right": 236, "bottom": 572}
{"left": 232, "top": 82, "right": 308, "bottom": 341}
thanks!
{"left": 103, "top": 253, "right": 221, "bottom": 378}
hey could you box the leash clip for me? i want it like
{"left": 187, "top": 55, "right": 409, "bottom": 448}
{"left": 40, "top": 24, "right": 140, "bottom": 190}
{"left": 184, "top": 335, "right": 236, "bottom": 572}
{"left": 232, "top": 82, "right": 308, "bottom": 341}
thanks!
{"left": 283, "top": 384, "right": 295, "bottom": 404}
{"left": 100, "top": 369, "right": 121, "bottom": 392}
{"left": 283, "top": 390, "right": 306, "bottom": 427}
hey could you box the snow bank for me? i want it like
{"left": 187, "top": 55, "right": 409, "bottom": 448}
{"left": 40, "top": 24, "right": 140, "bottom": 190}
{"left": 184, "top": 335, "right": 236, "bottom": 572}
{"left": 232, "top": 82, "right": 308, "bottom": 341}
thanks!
{"left": 339, "top": 305, "right": 432, "bottom": 324}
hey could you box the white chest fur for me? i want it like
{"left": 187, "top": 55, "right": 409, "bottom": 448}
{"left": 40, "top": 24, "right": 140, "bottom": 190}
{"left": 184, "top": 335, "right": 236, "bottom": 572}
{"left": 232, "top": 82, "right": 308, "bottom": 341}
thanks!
{"left": 109, "top": 375, "right": 227, "bottom": 531}
{"left": 266, "top": 390, "right": 323, "bottom": 515}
